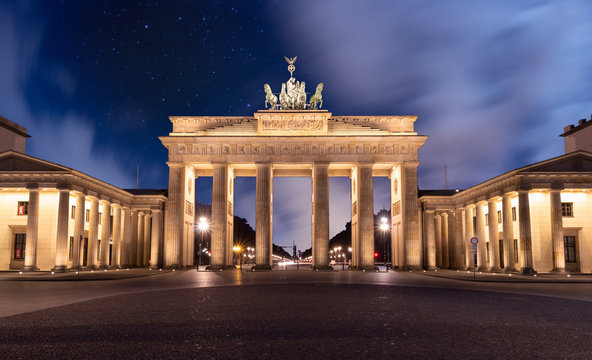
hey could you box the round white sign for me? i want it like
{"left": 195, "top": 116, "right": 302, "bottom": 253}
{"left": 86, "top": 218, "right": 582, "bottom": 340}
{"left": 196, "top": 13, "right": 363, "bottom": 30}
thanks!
{"left": 470, "top": 237, "right": 479, "bottom": 245}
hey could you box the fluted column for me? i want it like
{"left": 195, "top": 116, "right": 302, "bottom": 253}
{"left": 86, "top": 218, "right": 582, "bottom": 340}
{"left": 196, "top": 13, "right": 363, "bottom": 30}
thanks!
{"left": 434, "top": 214, "right": 442, "bottom": 268}
{"left": 72, "top": 194, "right": 85, "bottom": 269}
{"left": 143, "top": 212, "right": 151, "bottom": 267}
{"left": 402, "top": 163, "right": 421, "bottom": 269}
{"left": 23, "top": 186, "right": 40, "bottom": 271}
{"left": 475, "top": 202, "right": 487, "bottom": 271}
{"left": 358, "top": 163, "right": 375, "bottom": 270}
{"left": 518, "top": 190, "right": 535, "bottom": 274}
{"left": 487, "top": 198, "right": 501, "bottom": 272}
{"left": 87, "top": 197, "right": 99, "bottom": 269}
{"left": 464, "top": 206, "right": 474, "bottom": 269}
{"left": 447, "top": 211, "right": 456, "bottom": 268}
{"left": 129, "top": 211, "right": 138, "bottom": 267}
{"left": 164, "top": 164, "right": 189, "bottom": 268}
{"left": 550, "top": 189, "right": 566, "bottom": 272}
{"left": 52, "top": 189, "right": 70, "bottom": 272}
{"left": 312, "top": 163, "right": 331, "bottom": 270}
{"left": 111, "top": 205, "right": 121, "bottom": 268}
{"left": 121, "top": 208, "right": 132, "bottom": 268}
{"left": 150, "top": 209, "right": 163, "bottom": 268}
{"left": 100, "top": 201, "right": 111, "bottom": 268}
{"left": 137, "top": 212, "right": 145, "bottom": 267}
{"left": 254, "top": 163, "right": 272, "bottom": 270}
{"left": 454, "top": 208, "right": 464, "bottom": 269}
{"left": 441, "top": 213, "right": 449, "bottom": 269}
{"left": 502, "top": 194, "right": 516, "bottom": 272}
{"left": 210, "top": 164, "right": 228, "bottom": 270}
{"left": 424, "top": 210, "right": 436, "bottom": 269}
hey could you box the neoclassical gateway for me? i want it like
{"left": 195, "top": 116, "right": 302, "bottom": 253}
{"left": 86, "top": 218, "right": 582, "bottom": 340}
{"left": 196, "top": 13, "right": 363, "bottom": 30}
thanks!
{"left": 1, "top": 66, "right": 592, "bottom": 273}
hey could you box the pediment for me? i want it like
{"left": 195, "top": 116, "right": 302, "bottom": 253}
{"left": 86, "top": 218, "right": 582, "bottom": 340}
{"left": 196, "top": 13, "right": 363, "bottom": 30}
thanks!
{"left": 519, "top": 151, "right": 592, "bottom": 173}
{"left": 0, "top": 151, "right": 70, "bottom": 172}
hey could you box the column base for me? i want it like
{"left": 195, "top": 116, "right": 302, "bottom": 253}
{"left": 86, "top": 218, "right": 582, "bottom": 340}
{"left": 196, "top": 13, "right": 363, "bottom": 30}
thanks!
{"left": 100, "top": 265, "right": 112, "bottom": 270}
{"left": 21, "top": 265, "right": 39, "bottom": 272}
{"left": 206, "top": 265, "right": 224, "bottom": 271}
{"left": 51, "top": 265, "right": 69, "bottom": 273}
{"left": 502, "top": 267, "right": 518, "bottom": 274}
{"left": 477, "top": 266, "right": 488, "bottom": 272}
{"left": 359, "top": 265, "right": 379, "bottom": 272}
{"left": 488, "top": 267, "right": 502, "bottom": 273}
{"left": 404, "top": 265, "right": 423, "bottom": 271}
{"left": 312, "top": 265, "right": 333, "bottom": 271}
{"left": 427, "top": 266, "right": 438, "bottom": 270}
{"left": 165, "top": 264, "right": 182, "bottom": 270}
{"left": 86, "top": 265, "right": 100, "bottom": 270}
{"left": 551, "top": 268, "right": 566, "bottom": 273}
{"left": 250, "top": 265, "right": 272, "bottom": 271}
{"left": 519, "top": 267, "right": 536, "bottom": 275}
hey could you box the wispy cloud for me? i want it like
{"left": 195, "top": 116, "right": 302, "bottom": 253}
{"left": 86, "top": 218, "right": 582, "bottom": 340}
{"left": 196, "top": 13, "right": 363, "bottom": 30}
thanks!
{"left": 0, "top": 3, "right": 135, "bottom": 188}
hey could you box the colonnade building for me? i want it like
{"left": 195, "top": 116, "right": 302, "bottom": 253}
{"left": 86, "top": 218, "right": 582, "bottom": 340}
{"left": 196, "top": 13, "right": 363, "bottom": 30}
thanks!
{"left": 1, "top": 108, "right": 592, "bottom": 274}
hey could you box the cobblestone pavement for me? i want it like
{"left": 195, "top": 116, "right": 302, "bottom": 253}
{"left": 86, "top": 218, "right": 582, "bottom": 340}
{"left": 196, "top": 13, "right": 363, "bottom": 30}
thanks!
{"left": 1, "top": 282, "right": 591, "bottom": 359}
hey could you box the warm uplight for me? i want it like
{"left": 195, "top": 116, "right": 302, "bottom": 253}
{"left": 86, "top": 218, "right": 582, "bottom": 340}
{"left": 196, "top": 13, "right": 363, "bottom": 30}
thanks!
{"left": 380, "top": 223, "right": 389, "bottom": 231}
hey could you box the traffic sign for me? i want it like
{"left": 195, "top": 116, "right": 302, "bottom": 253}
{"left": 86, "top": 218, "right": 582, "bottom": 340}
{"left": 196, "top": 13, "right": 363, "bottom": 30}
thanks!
{"left": 470, "top": 237, "right": 478, "bottom": 245}
{"left": 471, "top": 244, "right": 477, "bottom": 254}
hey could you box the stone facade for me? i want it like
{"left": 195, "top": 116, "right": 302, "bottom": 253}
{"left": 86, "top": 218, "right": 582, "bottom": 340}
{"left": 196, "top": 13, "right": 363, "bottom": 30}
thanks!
{"left": 160, "top": 110, "right": 427, "bottom": 270}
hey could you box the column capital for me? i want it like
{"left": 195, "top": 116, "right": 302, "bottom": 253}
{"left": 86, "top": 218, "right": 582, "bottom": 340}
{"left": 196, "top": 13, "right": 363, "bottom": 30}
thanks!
{"left": 402, "top": 161, "right": 420, "bottom": 168}
{"left": 26, "top": 183, "right": 40, "bottom": 190}
{"left": 56, "top": 183, "right": 71, "bottom": 191}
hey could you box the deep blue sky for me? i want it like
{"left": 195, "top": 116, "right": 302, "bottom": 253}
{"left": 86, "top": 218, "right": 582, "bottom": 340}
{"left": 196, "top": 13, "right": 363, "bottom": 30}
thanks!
{"left": 2, "top": 1, "right": 592, "bottom": 251}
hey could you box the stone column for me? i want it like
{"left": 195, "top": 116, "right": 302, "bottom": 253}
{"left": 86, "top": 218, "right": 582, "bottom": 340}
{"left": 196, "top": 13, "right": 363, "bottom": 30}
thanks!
{"left": 475, "top": 202, "right": 487, "bottom": 271}
{"left": 72, "top": 193, "right": 85, "bottom": 270}
{"left": 550, "top": 189, "right": 566, "bottom": 272}
{"left": 441, "top": 213, "right": 449, "bottom": 269}
{"left": 137, "top": 212, "right": 145, "bottom": 267}
{"left": 100, "top": 201, "right": 111, "bottom": 268}
{"left": 350, "top": 166, "right": 360, "bottom": 268}
{"left": 52, "top": 189, "right": 70, "bottom": 272}
{"left": 424, "top": 210, "right": 436, "bottom": 269}
{"left": 448, "top": 212, "right": 456, "bottom": 268}
{"left": 111, "top": 205, "right": 121, "bottom": 268}
{"left": 164, "top": 164, "right": 187, "bottom": 268}
{"left": 225, "top": 167, "right": 235, "bottom": 268}
{"left": 434, "top": 214, "right": 442, "bottom": 268}
{"left": 358, "top": 163, "right": 375, "bottom": 270}
{"left": 487, "top": 198, "right": 501, "bottom": 272}
{"left": 502, "top": 194, "right": 516, "bottom": 272}
{"left": 454, "top": 208, "right": 464, "bottom": 269}
{"left": 121, "top": 208, "right": 132, "bottom": 268}
{"left": 23, "top": 186, "right": 40, "bottom": 271}
{"left": 86, "top": 196, "right": 99, "bottom": 269}
{"left": 312, "top": 163, "right": 331, "bottom": 270}
{"left": 210, "top": 164, "right": 228, "bottom": 270}
{"left": 150, "top": 209, "right": 163, "bottom": 268}
{"left": 254, "top": 163, "right": 272, "bottom": 270}
{"left": 129, "top": 211, "right": 138, "bottom": 267}
{"left": 143, "top": 212, "right": 151, "bottom": 267}
{"left": 464, "top": 206, "right": 474, "bottom": 269}
{"left": 401, "top": 163, "right": 421, "bottom": 269}
{"left": 518, "top": 190, "right": 535, "bottom": 274}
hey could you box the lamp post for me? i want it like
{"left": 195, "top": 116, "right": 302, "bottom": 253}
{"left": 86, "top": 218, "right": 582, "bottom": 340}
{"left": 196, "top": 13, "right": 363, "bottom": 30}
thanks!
{"left": 380, "top": 217, "right": 390, "bottom": 272}
{"left": 196, "top": 217, "right": 209, "bottom": 271}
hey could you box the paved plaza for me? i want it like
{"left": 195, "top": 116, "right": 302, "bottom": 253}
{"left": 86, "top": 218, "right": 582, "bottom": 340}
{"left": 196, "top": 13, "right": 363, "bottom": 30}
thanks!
{"left": 1, "top": 269, "right": 591, "bottom": 359}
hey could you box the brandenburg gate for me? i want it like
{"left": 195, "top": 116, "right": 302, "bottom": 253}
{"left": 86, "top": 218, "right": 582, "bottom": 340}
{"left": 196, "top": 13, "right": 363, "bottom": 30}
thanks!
{"left": 159, "top": 58, "right": 427, "bottom": 270}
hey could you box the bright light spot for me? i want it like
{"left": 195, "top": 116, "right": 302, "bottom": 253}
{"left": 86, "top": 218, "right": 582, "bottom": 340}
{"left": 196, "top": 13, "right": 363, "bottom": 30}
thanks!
{"left": 380, "top": 217, "right": 388, "bottom": 224}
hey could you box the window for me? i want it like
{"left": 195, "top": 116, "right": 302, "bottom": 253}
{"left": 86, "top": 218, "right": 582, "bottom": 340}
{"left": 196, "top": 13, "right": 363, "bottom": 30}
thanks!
{"left": 564, "top": 236, "right": 576, "bottom": 263}
{"left": 99, "top": 212, "right": 102, "bottom": 225}
{"left": 85, "top": 209, "right": 90, "bottom": 222}
{"left": 69, "top": 236, "right": 74, "bottom": 260}
{"left": 485, "top": 214, "right": 489, "bottom": 226}
{"left": 97, "top": 240, "right": 101, "bottom": 260}
{"left": 561, "top": 203, "right": 573, "bottom": 217}
{"left": 512, "top": 207, "right": 517, "bottom": 221}
{"left": 17, "top": 201, "right": 28, "bottom": 215}
{"left": 497, "top": 210, "right": 502, "bottom": 223}
{"left": 513, "top": 239, "right": 518, "bottom": 263}
{"left": 71, "top": 205, "right": 76, "bottom": 219}
{"left": 14, "top": 233, "right": 26, "bottom": 259}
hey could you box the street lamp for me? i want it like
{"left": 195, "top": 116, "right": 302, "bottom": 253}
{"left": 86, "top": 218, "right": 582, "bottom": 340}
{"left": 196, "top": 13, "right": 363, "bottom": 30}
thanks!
{"left": 380, "top": 217, "right": 390, "bottom": 272}
{"left": 233, "top": 246, "right": 243, "bottom": 269}
{"left": 196, "top": 217, "right": 209, "bottom": 271}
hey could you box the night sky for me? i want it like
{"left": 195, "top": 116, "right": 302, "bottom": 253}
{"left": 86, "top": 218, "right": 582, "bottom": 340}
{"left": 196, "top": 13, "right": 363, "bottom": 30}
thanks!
{"left": 2, "top": 1, "right": 592, "bottom": 251}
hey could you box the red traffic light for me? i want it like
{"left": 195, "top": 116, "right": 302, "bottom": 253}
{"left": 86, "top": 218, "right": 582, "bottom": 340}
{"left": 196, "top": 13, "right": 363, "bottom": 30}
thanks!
{"left": 374, "top": 252, "right": 379, "bottom": 258}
